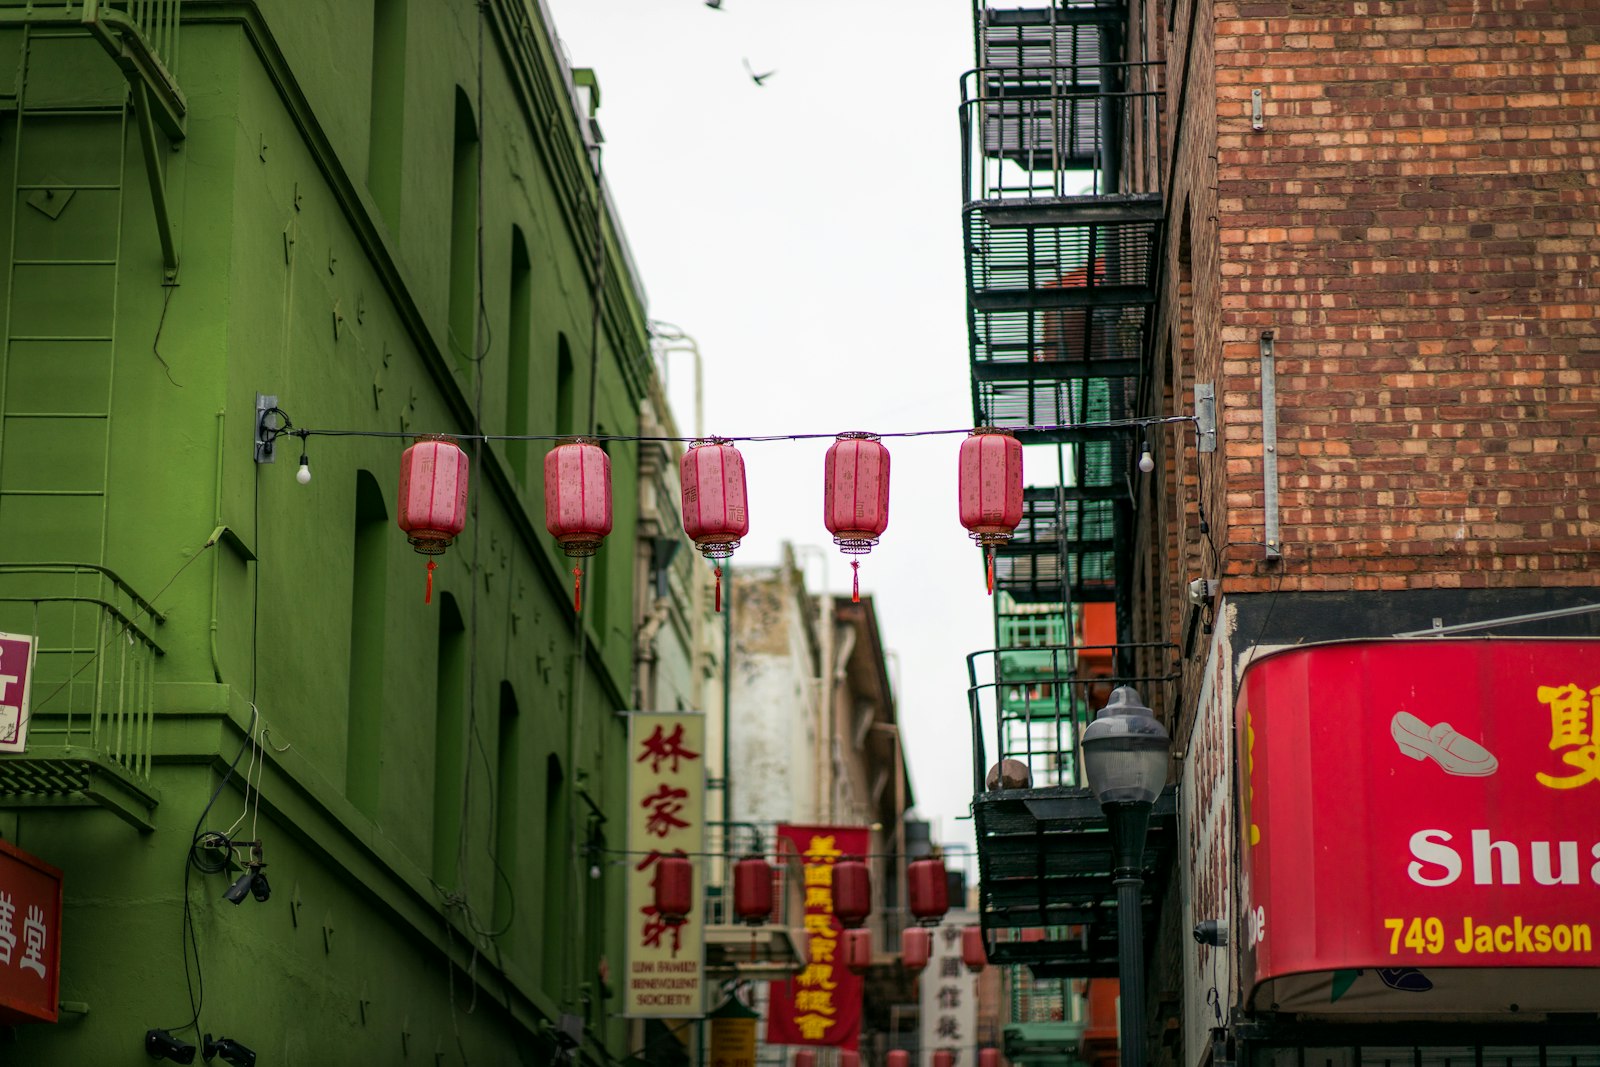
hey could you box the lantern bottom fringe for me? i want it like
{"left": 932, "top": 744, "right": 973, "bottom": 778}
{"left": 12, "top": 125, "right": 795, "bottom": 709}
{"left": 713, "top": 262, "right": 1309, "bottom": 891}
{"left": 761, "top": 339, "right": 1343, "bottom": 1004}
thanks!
{"left": 833, "top": 536, "right": 879, "bottom": 555}
{"left": 407, "top": 534, "right": 454, "bottom": 555}
{"left": 425, "top": 559, "right": 436, "bottom": 604}
{"left": 556, "top": 537, "right": 602, "bottom": 559}
{"left": 968, "top": 531, "right": 1014, "bottom": 548}
{"left": 696, "top": 539, "right": 741, "bottom": 560}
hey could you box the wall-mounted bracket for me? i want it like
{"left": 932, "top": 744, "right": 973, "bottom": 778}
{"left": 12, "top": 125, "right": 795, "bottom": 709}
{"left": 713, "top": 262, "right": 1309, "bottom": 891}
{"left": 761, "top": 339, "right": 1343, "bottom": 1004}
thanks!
{"left": 1260, "top": 332, "right": 1281, "bottom": 560}
{"left": 255, "top": 393, "right": 281, "bottom": 463}
{"left": 1251, "top": 89, "right": 1264, "bottom": 131}
{"left": 1194, "top": 384, "right": 1216, "bottom": 453}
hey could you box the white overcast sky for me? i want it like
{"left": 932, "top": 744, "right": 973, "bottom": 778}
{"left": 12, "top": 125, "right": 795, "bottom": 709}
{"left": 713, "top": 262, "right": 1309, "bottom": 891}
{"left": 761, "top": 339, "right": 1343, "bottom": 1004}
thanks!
{"left": 542, "top": 0, "right": 988, "bottom": 856}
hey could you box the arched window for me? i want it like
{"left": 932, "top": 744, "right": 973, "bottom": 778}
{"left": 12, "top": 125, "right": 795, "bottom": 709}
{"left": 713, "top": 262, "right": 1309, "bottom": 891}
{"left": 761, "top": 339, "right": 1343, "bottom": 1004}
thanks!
{"left": 346, "top": 470, "right": 388, "bottom": 817}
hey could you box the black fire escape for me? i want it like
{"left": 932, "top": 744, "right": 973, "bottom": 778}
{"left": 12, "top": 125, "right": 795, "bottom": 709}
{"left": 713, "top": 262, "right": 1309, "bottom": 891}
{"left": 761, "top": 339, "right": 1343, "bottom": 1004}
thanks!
{"left": 962, "top": 0, "right": 1177, "bottom": 978}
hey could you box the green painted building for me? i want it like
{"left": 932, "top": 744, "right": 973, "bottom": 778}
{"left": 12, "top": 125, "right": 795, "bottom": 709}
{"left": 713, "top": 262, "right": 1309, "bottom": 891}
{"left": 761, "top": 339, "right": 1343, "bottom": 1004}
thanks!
{"left": 0, "top": 1, "right": 659, "bottom": 1062}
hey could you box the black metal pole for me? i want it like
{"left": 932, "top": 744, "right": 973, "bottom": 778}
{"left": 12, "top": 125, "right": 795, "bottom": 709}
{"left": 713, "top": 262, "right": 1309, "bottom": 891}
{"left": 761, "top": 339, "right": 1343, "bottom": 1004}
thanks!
{"left": 1109, "top": 801, "right": 1153, "bottom": 1067}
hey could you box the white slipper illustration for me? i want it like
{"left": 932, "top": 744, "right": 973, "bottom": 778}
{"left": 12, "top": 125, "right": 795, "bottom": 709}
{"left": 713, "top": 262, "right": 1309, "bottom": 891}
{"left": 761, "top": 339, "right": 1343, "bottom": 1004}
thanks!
{"left": 1391, "top": 712, "right": 1497, "bottom": 777}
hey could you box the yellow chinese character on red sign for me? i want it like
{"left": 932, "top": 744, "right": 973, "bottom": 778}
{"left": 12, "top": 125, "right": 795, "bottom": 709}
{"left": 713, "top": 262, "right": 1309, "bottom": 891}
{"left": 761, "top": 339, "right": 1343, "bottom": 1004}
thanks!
{"left": 1535, "top": 683, "right": 1600, "bottom": 790}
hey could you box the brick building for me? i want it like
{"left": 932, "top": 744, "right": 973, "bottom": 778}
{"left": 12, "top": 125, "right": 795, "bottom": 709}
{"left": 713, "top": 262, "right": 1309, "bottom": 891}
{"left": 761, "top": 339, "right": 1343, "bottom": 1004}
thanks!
{"left": 963, "top": 0, "right": 1599, "bottom": 1064}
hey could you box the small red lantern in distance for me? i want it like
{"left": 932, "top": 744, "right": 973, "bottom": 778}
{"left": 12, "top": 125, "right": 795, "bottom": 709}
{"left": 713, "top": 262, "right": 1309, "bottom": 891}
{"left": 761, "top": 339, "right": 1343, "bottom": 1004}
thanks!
{"left": 962, "top": 924, "right": 987, "bottom": 973}
{"left": 832, "top": 856, "right": 871, "bottom": 929}
{"left": 979, "top": 1048, "right": 1001, "bottom": 1067}
{"left": 958, "top": 427, "right": 1024, "bottom": 595}
{"left": 794, "top": 1053, "right": 816, "bottom": 1067}
{"left": 544, "top": 438, "right": 613, "bottom": 613}
{"left": 840, "top": 1052, "right": 861, "bottom": 1067}
{"left": 398, "top": 436, "right": 470, "bottom": 603}
{"left": 823, "top": 432, "right": 891, "bottom": 603}
{"left": 732, "top": 855, "right": 774, "bottom": 926}
{"left": 901, "top": 925, "right": 931, "bottom": 975}
{"left": 843, "top": 927, "right": 873, "bottom": 975}
{"left": 681, "top": 438, "right": 749, "bottom": 612}
{"left": 907, "top": 856, "right": 950, "bottom": 926}
{"left": 887, "top": 1053, "right": 911, "bottom": 1067}
{"left": 653, "top": 853, "right": 693, "bottom": 926}
{"left": 934, "top": 1052, "right": 955, "bottom": 1067}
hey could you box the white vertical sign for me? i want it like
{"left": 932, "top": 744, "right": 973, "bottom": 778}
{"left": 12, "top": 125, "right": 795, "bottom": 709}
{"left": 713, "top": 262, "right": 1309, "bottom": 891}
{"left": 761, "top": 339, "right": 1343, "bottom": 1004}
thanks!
{"left": 920, "top": 909, "right": 979, "bottom": 1066}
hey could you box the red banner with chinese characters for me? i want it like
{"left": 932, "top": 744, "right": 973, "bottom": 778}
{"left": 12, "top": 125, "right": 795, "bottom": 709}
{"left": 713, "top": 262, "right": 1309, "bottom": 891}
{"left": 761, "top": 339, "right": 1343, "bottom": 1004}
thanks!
{"left": 0, "top": 839, "right": 61, "bottom": 1024}
{"left": 765, "top": 824, "right": 869, "bottom": 1050}
{"left": 1239, "top": 639, "right": 1600, "bottom": 1011}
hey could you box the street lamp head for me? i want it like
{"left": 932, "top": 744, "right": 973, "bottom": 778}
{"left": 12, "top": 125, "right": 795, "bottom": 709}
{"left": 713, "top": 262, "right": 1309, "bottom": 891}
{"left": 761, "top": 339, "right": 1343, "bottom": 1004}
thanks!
{"left": 1081, "top": 686, "right": 1170, "bottom": 807}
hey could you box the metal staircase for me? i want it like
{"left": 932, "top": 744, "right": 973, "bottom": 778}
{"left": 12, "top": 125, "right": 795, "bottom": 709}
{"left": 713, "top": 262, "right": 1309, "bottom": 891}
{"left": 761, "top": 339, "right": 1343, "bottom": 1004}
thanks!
{"left": 962, "top": 0, "right": 1172, "bottom": 982}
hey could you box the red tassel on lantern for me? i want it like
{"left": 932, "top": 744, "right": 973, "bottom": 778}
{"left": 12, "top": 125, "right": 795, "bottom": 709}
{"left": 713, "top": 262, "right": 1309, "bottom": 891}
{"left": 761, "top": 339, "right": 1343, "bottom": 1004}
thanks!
{"left": 544, "top": 438, "right": 613, "bottom": 612}
{"left": 908, "top": 857, "right": 950, "bottom": 926}
{"left": 962, "top": 924, "right": 987, "bottom": 973}
{"left": 901, "top": 925, "right": 931, "bottom": 975}
{"left": 843, "top": 927, "right": 873, "bottom": 975}
{"left": 732, "top": 855, "right": 774, "bottom": 926}
{"left": 832, "top": 856, "right": 871, "bottom": 929}
{"left": 958, "top": 428, "right": 1024, "bottom": 595}
{"left": 398, "top": 436, "right": 470, "bottom": 603}
{"left": 823, "top": 433, "right": 890, "bottom": 603}
{"left": 653, "top": 853, "right": 693, "bottom": 926}
{"left": 681, "top": 439, "right": 749, "bottom": 613}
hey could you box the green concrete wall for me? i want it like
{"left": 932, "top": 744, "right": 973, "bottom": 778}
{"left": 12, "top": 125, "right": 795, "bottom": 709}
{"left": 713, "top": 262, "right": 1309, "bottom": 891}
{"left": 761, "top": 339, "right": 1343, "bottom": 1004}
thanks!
{"left": 0, "top": 2, "right": 651, "bottom": 1062}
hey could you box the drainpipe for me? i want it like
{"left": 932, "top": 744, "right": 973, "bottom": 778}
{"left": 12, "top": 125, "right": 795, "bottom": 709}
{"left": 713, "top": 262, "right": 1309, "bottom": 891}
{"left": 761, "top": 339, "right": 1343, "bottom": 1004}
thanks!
{"left": 826, "top": 614, "right": 856, "bottom": 825}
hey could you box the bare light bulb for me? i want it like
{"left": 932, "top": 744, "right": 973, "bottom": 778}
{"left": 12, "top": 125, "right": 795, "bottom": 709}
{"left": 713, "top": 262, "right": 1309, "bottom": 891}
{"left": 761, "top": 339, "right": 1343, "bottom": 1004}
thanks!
{"left": 1138, "top": 444, "right": 1155, "bottom": 474}
{"left": 296, "top": 452, "right": 312, "bottom": 485}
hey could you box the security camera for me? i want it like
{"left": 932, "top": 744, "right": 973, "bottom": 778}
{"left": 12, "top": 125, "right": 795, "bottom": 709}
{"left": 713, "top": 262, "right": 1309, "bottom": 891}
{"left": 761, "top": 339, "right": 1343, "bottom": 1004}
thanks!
{"left": 1187, "top": 577, "right": 1219, "bottom": 606}
{"left": 250, "top": 870, "right": 272, "bottom": 903}
{"left": 1193, "top": 919, "right": 1229, "bottom": 946}
{"left": 203, "top": 1035, "right": 256, "bottom": 1067}
{"left": 145, "top": 1028, "right": 197, "bottom": 1063}
{"left": 222, "top": 869, "right": 255, "bottom": 905}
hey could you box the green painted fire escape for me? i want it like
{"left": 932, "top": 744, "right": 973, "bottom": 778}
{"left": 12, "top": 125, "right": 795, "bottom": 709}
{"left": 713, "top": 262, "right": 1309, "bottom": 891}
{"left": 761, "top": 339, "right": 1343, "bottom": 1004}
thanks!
{"left": 0, "top": 1, "right": 185, "bottom": 831}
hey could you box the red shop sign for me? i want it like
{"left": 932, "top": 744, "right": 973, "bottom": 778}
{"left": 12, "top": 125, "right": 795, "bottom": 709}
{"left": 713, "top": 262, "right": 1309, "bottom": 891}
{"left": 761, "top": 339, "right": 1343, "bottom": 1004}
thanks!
{"left": 0, "top": 839, "right": 62, "bottom": 1024}
{"left": 1238, "top": 639, "right": 1600, "bottom": 1011}
{"left": 766, "top": 825, "right": 869, "bottom": 1050}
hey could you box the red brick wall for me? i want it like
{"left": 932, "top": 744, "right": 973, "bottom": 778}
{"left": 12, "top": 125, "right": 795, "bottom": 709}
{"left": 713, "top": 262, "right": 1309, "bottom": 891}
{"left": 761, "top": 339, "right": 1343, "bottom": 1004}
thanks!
{"left": 1201, "top": 0, "right": 1600, "bottom": 596}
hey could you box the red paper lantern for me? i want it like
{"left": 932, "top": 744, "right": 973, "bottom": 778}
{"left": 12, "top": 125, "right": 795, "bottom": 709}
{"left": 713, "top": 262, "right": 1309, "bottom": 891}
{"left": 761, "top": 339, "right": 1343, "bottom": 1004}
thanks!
{"left": 979, "top": 1049, "right": 1001, "bottom": 1067}
{"left": 934, "top": 1052, "right": 955, "bottom": 1067}
{"left": 794, "top": 1053, "right": 816, "bottom": 1067}
{"left": 907, "top": 857, "right": 950, "bottom": 926}
{"left": 840, "top": 1053, "right": 860, "bottom": 1067}
{"left": 958, "top": 427, "right": 1024, "bottom": 594}
{"left": 681, "top": 438, "right": 749, "bottom": 612}
{"left": 823, "top": 432, "right": 890, "bottom": 602}
{"left": 832, "top": 856, "right": 871, "bottom": 929}
{"left": 653, "top": 853, "right": 693, "bottom": 926}
{"left": 900, "top": 925, "right": 931, "bottom": 974}
{"left": 962, "top": 924, "right": 987, "bottom": 973}
{"left": 732, "top": 855, "right": 774, "bottom": 926}
{"left": 398, "top": 436, "right": 470, "bottom": 603}
{"left": 842, "top": 927, "right": 873, "bottom": 975}
{"left": 887, "top": 1053, "right": 911, "bottom": 1067}
{"left": 544, "top": 438, "right": 613, "bottom": 612}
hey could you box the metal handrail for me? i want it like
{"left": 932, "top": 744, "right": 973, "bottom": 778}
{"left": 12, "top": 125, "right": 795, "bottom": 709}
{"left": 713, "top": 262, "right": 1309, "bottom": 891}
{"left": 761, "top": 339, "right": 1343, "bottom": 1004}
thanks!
{"left": 967, "top": 641, "right": 1177, "bottom": 794}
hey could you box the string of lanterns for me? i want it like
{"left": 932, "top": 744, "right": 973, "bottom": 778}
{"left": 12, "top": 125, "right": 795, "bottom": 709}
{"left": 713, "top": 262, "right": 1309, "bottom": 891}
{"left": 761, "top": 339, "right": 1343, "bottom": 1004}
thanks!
{"left": 268, "top": 409, "right": 1197, "bottom": 606}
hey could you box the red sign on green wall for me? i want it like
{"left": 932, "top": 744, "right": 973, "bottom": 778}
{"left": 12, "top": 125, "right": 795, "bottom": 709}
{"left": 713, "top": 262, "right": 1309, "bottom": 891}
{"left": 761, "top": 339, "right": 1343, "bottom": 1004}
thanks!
{"left": 1238, "top": 639, "right": 1600, "bottom": 1012}
{"left": 0, "top": 839, "right": 62, "bottom": 1024}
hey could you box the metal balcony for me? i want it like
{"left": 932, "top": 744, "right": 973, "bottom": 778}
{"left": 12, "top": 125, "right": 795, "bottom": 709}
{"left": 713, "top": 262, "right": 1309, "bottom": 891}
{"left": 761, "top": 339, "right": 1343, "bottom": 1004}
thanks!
{"left": 0, "top": 564, "right": 164, "bottom": 831}
{"left": 966, "top": 644, "right": 1177, "bottom": 975}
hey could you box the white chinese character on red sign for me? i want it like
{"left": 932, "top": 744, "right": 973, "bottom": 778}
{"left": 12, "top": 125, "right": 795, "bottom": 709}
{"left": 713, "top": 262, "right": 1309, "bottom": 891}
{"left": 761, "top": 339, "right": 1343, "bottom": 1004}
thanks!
{"left": 19, "top": 905, "right": 46, "bottom": 978}
{"left": 0, "top": 892, "right": 14, "bottom": 964}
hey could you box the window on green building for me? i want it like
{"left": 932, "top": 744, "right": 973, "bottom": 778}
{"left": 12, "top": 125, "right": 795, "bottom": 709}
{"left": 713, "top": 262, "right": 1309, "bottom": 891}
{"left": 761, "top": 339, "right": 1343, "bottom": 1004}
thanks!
{"left": 367, "top": 0, "right": 407, "bottom": 225}
{"left": 432, "top": 593, "right": 467, "bottom": 886}
{"left": 505, "top": 227, "right": 532, "bottom": 483}
{"left": 447, "top": 87, "right": 479, "bottom": 372}
{"left": 346, "top": 470, "right": 388, "bottom": 818}
{"left": 493, "top": 681, "right": 520, "bottom": 936}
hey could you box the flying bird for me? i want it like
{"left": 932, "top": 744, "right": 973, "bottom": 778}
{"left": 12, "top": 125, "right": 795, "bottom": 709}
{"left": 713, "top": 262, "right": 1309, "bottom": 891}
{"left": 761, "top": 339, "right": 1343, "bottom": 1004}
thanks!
{"left": 742, "top": 57, "right": 776, "bottom": 86}
{"left": 705, "top": 0, "right": 723, "bottom": 9}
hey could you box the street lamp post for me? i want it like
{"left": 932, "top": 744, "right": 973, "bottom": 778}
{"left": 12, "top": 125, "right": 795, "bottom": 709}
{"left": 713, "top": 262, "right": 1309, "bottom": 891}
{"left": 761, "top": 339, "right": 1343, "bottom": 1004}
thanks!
{"left": 1080, "top": 686, "right": 1170, "bottom": 1067}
